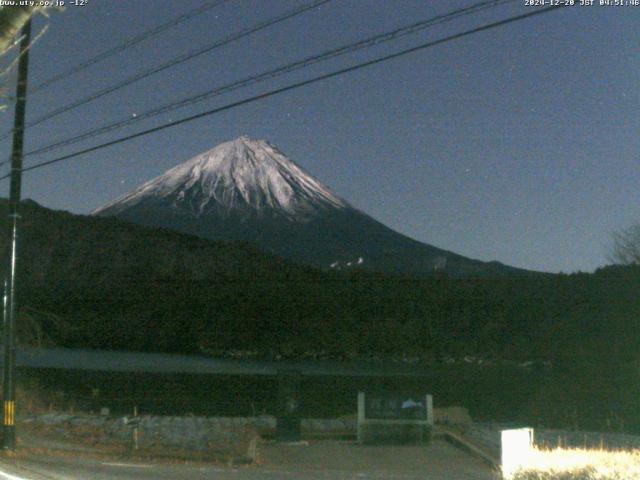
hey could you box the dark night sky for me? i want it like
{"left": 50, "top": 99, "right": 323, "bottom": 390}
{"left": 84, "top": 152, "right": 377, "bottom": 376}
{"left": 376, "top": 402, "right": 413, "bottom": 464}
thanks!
{"left": 0, "top": 0, "right": 637, "bottom": 273}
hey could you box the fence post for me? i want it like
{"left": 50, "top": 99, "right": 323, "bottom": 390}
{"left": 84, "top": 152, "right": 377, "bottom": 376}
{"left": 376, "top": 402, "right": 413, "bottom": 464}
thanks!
{"left": 357, "top": 392, "right": 365, "bottom": 443}
{"left": 276, "top": 370, "right": 302, "bottom": 442}
{"left": 133, "top": 406, "right": 139, "bottom": 450}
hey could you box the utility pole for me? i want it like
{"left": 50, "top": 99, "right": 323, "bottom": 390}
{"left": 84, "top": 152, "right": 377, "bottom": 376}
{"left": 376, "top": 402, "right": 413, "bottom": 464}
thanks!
{"left": 2, "top": 19, "right": 31, "bottom": 450}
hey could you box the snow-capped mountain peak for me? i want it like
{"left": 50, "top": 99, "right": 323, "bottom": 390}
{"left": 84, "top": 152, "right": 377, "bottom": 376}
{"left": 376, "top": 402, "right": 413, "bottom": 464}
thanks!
{"left": 93, "top": 136, "right": 528, "bottom": 276}
{"left": 93, "top": 136, "right": 348, "bottom": 220}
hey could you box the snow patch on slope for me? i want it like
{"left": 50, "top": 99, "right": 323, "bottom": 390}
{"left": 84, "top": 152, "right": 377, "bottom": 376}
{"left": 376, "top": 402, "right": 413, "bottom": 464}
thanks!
{"left": 330, "top": 257, "right": 365, "bottom": 270}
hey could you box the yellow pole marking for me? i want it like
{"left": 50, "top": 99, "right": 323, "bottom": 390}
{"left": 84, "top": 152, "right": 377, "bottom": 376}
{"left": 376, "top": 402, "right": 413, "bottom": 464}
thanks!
{"left": 3, "top": 401, "right": 15, "bottom": 426}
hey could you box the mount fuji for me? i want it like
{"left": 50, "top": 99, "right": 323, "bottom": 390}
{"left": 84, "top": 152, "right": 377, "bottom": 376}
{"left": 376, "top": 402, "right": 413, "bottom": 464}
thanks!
{"left": 93, "top": 136, "right": 524, "bottom": 276}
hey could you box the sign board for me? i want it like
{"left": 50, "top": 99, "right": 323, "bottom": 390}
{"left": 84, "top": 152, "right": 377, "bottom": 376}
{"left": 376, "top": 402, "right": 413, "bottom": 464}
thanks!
{"left": 357, "top": 392, "right": 433, "bottom": 444}
{"left": 365, "top": 394, "right": 427, "bottom": 420}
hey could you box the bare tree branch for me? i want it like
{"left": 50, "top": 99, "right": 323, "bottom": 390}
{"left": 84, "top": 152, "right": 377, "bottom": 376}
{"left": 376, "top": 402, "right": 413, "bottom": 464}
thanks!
{"left": 608, "top": 224, "right": 640, "bottom": 265}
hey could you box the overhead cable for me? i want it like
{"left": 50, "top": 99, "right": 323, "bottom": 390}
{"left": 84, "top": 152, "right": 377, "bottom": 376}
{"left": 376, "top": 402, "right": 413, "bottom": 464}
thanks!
{"left": 0, "top": 4, "right": 566, "bottom": 181}
{"left": 23, "top": 0, "right": 516, "bottom": 159}
{"left": 0, "top": 0, "right": 334, "bottom": 142}
{"left": 30, "top": 0, "right": 233, "bottom": 94}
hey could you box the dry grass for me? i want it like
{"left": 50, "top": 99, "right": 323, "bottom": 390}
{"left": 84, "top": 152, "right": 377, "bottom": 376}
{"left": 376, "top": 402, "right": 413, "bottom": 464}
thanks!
{"left": 511, "top": 447, "right": 640, "bottom": 480}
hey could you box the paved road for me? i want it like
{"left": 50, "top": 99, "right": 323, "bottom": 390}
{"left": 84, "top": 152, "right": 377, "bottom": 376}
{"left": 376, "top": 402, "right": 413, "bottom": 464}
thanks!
{"left": 260, "top": 440, "right": 499, "bottom": 480}
{"left": 0, "top": 440, "right": 499, "bottom": 479}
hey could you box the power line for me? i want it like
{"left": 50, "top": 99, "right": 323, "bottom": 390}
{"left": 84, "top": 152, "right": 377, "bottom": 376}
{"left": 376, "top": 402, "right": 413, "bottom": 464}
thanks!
{"left": 0, "top": 4, "right": 566, "bottom": 182}
{"left": 30, "top": 0, "right": 233, "bottom": 94}
{"left": 0, "top": 0, "right": 333, "bottom": 142}
{"left": 22, "top": 0, "right": 516, "bottom": 161}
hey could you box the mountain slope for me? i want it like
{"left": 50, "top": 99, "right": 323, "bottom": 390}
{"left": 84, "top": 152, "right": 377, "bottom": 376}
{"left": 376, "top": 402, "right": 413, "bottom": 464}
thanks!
{"left": 94, "top": 136, "right": 527, "bottom": 276}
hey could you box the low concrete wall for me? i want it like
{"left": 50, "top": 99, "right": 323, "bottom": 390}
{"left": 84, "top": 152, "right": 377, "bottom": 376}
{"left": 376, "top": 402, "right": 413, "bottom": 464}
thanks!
{"left": 21, "top": 404, "right": 470, "bottom": 447}
{"left": 21, "top": 412, "right": 357, "bottom": 447}
{"left": 359, "top": 422, "right": 432, "bottom": 445}
{"left": 434, "top": 406, "right": 472, "bottom": 426}
{"left": 22, "top": 412, "right": 257, "bottom": 454}
{"left": 301, "top": 417, "right": 356, "bottom": 436}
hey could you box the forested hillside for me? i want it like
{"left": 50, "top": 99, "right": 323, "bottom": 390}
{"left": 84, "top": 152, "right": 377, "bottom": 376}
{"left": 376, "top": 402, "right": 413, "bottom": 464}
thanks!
{"left": 1, "top": 200, "right": 639, "bottom": 367}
